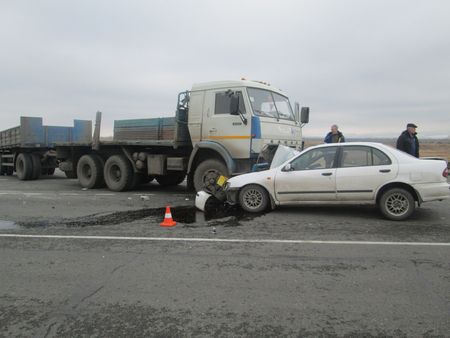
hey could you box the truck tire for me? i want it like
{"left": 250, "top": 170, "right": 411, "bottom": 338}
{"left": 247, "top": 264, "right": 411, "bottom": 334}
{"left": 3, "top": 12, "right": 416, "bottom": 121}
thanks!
{"left": 77, "top": 154, "right": 105, "bottom": 189}
{"left": 379, "top": 188, "right": 415, "bottom": 221}
{"left": 30, "top": 153, "right": 41, "bottom": 180}
{"left": 193, "top": 159, "right": 228, "bottom": 193}
{"left": 16, "top": 153, "right": 33, "bottom": 180}
{"left": 156, "top": 172, "right": 186, "bottom": 187}
{"left": 104, "top": 155, "right": 133, "bottom": 192}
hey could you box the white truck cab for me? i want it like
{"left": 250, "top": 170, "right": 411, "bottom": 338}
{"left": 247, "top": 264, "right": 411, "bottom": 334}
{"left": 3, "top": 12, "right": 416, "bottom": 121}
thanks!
{"left": 186, "top": 80, "right": 309, "bottom": 191}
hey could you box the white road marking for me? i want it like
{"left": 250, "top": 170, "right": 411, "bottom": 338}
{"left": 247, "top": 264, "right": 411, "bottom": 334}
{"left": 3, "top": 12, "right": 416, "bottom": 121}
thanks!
{"left": 94, "top": 193, "right": 116, "bottom": 196}
{"left": 59, "top": 193, "right": 80, "bottom": 196}
{"left": 0, "top": 234, "right": 449, "bottom": 247}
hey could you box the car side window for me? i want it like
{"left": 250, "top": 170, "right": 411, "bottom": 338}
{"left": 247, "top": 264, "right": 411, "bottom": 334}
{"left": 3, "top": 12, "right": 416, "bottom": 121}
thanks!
{"left": 372, "top": 148, "right": 392, "bottom": 165}
{"left": 341, "top": 146, "right": 392, "bottom": 167}
{"left": 214, "top": 91, "right": 246, "bottom": 115}
{"left": 341, "top": 147, "right": 371, "bottom": 167}
{"left": 290, "top": 147, "right": 337, "bottom": 170}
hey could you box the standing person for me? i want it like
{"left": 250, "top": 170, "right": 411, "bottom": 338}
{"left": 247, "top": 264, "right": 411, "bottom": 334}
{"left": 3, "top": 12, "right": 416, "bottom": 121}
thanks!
{"left": 324, "top": 124, "right": 345, "bottom": 143}
{"left": 396, "top": 123, "right": 420, "bottom": 157}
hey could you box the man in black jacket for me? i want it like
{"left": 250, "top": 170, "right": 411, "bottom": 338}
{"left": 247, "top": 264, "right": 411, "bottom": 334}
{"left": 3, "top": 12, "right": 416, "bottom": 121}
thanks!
{"left": 324, "top": 124, "right": 345, "bottom": 143}
{"left": 396, "top": 123, "right": 420, "bottom": 157}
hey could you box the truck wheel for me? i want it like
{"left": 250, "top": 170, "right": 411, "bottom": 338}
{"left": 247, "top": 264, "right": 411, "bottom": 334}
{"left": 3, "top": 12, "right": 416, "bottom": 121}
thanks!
{"left": 30, "top": 153, "right": 42, "bottom": 180}
{"left": 238, "top": 184, "right": 269, "bottom": 213}
{"left": 379, "top": 188, "right": 415, "bottom": 221}
{"left": 77, "top": 154, "right": 105, "bottom": 189}
{"left": 193, "top": 159, "right": 228, "bottom": 193}
{"left": 104, "top": 155, "right": 133, "bottom": 192}
{"left": 156, "top": 173, "right": 186, "bottom": 187}
{"left": 16, "top": 153, "right": 33, "bottom": 180}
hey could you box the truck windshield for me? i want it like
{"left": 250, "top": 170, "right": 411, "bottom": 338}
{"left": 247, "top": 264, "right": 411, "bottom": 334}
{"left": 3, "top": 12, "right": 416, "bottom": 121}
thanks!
{"left": 247, "top": 88, "right": 294, "bottom": 121}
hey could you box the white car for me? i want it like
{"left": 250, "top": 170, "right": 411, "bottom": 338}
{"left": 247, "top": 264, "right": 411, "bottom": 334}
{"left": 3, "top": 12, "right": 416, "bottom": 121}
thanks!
{"left": 224, "top": 142, "right": 450, "bottom": 220}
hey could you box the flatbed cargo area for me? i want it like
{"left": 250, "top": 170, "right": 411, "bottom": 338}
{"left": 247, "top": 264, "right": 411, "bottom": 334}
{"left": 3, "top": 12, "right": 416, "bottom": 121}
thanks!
{"left": 0, "top": 116, "right": 92, "bottom": 149}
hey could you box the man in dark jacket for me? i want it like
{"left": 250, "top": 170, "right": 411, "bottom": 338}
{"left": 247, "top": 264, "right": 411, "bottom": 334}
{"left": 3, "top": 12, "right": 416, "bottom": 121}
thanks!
{"left": 396, "top": 123, "right": 420, "bottom": 157}
{"left": 324, "top": 124, "right": 345, "bottom": 143}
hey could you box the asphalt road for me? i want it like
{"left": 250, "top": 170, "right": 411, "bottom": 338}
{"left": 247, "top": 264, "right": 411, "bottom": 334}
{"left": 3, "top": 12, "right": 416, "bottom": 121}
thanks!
{"left": 1, "top": 171, "right": 449, "bottom": 337}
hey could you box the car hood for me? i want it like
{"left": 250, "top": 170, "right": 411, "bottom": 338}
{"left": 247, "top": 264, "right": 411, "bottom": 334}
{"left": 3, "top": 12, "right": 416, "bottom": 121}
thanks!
{"left": 270, "top": 145, "right": 301, "bottom": 169}
{"left": 227, "top": 168, "right": 278, "bottom": 189}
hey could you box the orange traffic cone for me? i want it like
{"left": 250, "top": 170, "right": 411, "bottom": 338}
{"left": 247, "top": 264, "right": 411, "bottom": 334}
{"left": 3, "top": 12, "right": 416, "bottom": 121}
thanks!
{"left": 160, "top": 206, "right": 177, "bottom": 227}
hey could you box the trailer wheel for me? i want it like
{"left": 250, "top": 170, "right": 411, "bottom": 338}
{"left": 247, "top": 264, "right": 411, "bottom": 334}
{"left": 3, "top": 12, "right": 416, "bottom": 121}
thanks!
{"left": 77, "top": 154, "right": 105, "bottom": 189}
{"left": 193, "top": 159, "right": 228, "bottom": 193}
{"left": 16, "top": 153, "right": 33, "bottom": 180}
{"left": 156, "top": 173, "right": 186, "bottom": 187}
{"left": 104, "top": 155, "right": 133, "bottom": 192}
{"left": 30, "top": 153, "right": 42, "bottom": 180}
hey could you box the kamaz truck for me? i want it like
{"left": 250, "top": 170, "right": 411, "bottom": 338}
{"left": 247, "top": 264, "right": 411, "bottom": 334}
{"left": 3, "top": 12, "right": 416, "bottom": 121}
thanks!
{"left": 5, "top": 80, "right": 309, "bottom": 192}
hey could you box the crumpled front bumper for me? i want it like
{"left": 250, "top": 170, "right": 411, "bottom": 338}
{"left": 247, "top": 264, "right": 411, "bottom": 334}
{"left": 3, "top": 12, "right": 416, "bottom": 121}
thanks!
{"left": 224, "top": 187, "right": 240, "bottom": 205}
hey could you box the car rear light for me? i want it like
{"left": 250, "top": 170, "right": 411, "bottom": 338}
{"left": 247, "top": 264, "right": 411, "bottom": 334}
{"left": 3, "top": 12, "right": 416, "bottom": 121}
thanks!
{"left": 443, "top": 167, "right": 449, "bottom": 178}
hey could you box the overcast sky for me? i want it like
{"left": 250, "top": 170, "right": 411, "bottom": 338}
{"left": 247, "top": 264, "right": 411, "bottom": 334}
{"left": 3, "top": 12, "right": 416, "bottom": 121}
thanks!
{"left": 1, "top": 0, "right": 449, "bottom": 139}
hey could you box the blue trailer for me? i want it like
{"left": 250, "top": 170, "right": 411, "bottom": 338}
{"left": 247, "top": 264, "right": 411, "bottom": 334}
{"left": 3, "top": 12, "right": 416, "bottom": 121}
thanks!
{"left": 0, "top": 116, "right": 92, "bottom": 180}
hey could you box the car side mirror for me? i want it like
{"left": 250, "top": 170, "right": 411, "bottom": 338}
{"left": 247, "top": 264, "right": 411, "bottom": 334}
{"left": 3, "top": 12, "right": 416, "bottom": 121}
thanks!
{"left": 282, "top": 163, "right": 292, "bottom": 172}
{"left": 229, "top": 94, "right": 240, "bottom": 115}
{"left": 300, "top": 107, "right": 309, "bottom": 124}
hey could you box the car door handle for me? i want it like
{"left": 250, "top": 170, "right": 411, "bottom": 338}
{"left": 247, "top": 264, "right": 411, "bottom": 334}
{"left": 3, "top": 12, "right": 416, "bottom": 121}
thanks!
{"left": 209, "top": 128, "right": 217, "bottom": 133}
{"left": 321, "top": 172, "right": 333, "bottom": 176}
{"left": 379, "top": 169, "right": 391, "bottom": 173}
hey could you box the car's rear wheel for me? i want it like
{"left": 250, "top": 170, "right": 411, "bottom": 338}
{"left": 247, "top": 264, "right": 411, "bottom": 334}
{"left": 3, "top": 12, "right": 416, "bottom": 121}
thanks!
{"left": 379, "top": 188, "right": 415, "bottom": 221}
{"left": 238, "top": 184, "right": 269, "bottom": 213}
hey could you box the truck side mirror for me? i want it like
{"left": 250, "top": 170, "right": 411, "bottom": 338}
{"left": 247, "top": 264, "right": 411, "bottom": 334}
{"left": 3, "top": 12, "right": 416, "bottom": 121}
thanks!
{"left": 229, "top": 94, "right": 240, "bottom": 115}
{"left": 300, "top": 107, "right": 310, "bottom": 124}
{"left": 294, "top": 102, "right": 300, "bottom": 122}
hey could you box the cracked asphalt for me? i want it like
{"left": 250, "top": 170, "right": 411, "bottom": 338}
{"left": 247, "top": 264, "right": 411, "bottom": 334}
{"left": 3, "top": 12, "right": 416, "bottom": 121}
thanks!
{"left": 1, "top": 171, "right": 449, "bottom": 337}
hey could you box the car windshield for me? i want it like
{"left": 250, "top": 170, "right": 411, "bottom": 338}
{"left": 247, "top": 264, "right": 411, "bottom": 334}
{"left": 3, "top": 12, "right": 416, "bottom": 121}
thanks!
{"left": 247, "top": 88, "right": 294, "bottom": 121}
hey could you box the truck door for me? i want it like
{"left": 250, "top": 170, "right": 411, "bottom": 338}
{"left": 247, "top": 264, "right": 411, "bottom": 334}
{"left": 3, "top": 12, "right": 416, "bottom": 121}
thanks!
{"left": 201, "top": 89, "right": 251, "bottom": 159}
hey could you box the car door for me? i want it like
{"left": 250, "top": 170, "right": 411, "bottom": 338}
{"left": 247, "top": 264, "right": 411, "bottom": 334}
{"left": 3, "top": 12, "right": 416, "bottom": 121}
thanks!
{"left": 201, "top": 89, "right": 251, "bottom": 159}
{"left": 335, "top": 145, "right": 398, "bottom": 201}
{"left": 274, "top": 146, "right": 338, "bottom": 203}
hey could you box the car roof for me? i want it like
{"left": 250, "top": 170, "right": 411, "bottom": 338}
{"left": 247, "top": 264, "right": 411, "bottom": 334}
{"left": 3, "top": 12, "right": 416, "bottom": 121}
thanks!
{"left": 306, "top": 142, "right": 418, "bottom": 161}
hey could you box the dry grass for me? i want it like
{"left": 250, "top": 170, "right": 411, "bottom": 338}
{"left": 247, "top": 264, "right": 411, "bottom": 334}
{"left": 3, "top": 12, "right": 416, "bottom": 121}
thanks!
{"left": 304, "top": 139, "right": 450, "bottom": 161}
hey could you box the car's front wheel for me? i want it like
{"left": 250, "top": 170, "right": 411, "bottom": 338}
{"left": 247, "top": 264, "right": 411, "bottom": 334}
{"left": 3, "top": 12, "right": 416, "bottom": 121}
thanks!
{"left": 238, "top": 184, "right": 269, "bottom": 213}
{"left": 379, "top": 188, "right": 415, "bottom": 221}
